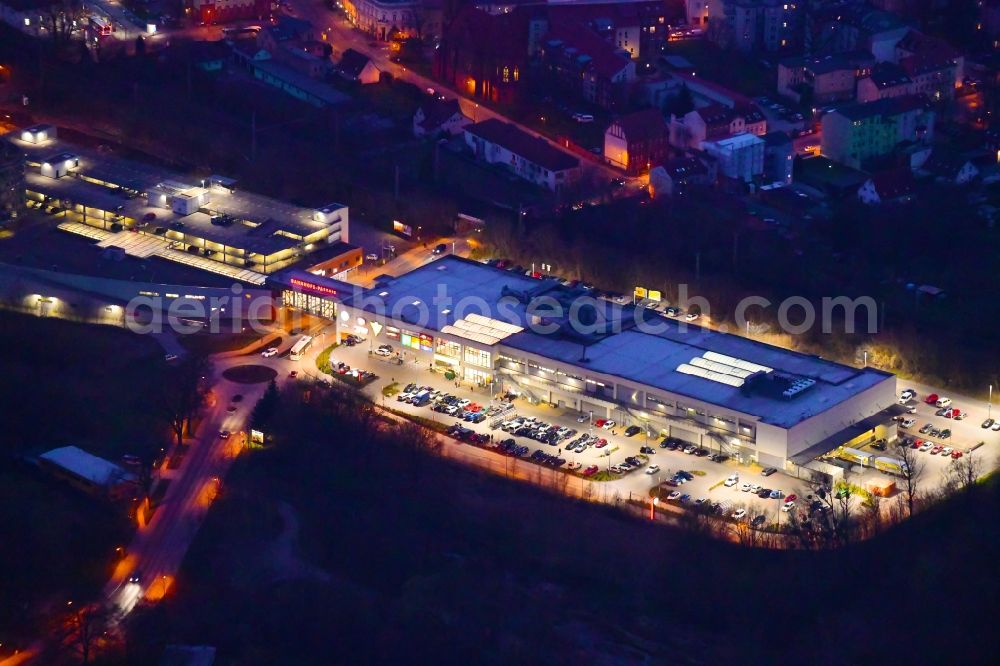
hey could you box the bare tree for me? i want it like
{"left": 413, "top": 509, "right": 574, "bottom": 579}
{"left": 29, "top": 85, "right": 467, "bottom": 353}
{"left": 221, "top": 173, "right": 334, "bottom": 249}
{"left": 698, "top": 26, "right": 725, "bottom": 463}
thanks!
{"left": 41, "top": 0, "right": 81, "bottom": 45}
{"left": 946, "top": 451, "right": 984, "bottom": 495}
{"left": 159, "top": 354, "right": 212, "bottom": 448}
{"left": 895, "top": 442, "right": 924, "bottom": 517}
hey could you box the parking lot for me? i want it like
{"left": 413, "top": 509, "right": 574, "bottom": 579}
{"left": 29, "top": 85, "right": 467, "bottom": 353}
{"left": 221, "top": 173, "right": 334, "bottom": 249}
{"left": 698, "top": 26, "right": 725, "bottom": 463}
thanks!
{"left": 303, "top": 336, "right": 818, "bottom": 522}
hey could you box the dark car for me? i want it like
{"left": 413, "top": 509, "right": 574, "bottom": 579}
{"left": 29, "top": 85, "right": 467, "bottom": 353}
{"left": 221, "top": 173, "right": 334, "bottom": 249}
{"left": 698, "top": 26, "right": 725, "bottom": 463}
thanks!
{"left": 751, "top": 515, "right": 766, "bottom": 528}
{"left": 761, "top": 467, "right": 777, "bottom": 476}
{"left": 757, "top": 488, "right": 772, "bottom": 498}
{"left": 624, "top": 425, "right": 641, "bottom": 437}
{"left": 432, "top": 243, "right": 448, "bottom": 255}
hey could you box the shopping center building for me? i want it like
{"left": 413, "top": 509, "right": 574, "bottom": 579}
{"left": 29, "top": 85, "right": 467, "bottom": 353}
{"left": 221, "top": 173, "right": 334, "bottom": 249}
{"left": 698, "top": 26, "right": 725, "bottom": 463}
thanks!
{"left": 272, "top": 256, "right": 899, "bottom": 470}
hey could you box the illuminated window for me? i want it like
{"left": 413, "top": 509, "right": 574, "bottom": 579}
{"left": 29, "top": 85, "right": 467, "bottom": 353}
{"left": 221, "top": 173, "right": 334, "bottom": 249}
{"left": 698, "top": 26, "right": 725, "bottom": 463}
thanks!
{"left": 463, "top": 346, "right": 492, "bottom": 368}
{"left": 502, "top": 66, "right": 510, "bottom": 83}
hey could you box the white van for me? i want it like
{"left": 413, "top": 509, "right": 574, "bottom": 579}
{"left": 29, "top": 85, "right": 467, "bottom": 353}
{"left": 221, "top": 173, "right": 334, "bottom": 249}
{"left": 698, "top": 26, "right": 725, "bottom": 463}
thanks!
{"left": 900, "top": 417, "right": 916, "bottom": 429}
{"left": 935, "top": 397, "right": 952, "bottom": 408}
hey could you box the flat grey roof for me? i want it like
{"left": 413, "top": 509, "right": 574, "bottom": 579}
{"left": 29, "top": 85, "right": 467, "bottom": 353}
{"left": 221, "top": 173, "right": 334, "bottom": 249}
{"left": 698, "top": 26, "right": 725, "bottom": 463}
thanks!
{"left": 345, "top": 256, "right": 895, "bottom": 429}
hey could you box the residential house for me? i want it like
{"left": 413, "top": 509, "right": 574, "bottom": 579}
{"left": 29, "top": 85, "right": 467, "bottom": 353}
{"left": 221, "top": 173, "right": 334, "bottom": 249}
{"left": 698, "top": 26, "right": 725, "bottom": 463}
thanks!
{"left": 777, "top": 52, "right": 873, "bottom": 104}
{"left": 806, "top": 5, "right": 909, "bottom": 62}
{"left": 341, "top": 0, "right": 443, "bottom": 42}
{"left": 648, "top": 155, "right": 714, "bottom": 197}
{"left": 857, "top": 168, "right": 915, "bottom": 204}
{"left": 669, "top": 102, "right": 766, "bottom": 150}
{"left": 895, "top": 29, "right": 963, "bottom": 83}
{"left": 544, "top": 0, "right": 678, "bottom": 62}
{"left": 603, "top": 108, "right": 670, "bottom": 176}
{"left": 463, "top": 119, "right": 580, "bottom": 191}
{"left": 413, "top": 97, "right": 470, "bottom": 137}
{"left": 716, "top": 0, "right": 803, "bottom": 53}
{"left": 684, "top": 0, "right": 722, "bottom": 28}
{"left": 702, "top": 132, "right": 764, "bottom": 183}
{"left": 338, "top": 48, "right": 381, "bottom": 84}
{"left": 899, "top": 51, "right": 959, "bottom": 103}
{"left": 856, "top": 61, "right": 912, "bottom": 103}
{"left": 539, "top": 21, "right": 636, "bottom": 110}
{"left": 820, "top": 95, "right": 933, "bottom": 170}
{"left": 435, "top": 6, "right": 530, "bottom": 104}
{"left": 763, "top": 131, "right": 793, "bottom": 185}
{"left": 256, "top": 16, "right": 332, "bottom": 79}
{"left": 922, "top": 152, "right": 980, "bottom": 185}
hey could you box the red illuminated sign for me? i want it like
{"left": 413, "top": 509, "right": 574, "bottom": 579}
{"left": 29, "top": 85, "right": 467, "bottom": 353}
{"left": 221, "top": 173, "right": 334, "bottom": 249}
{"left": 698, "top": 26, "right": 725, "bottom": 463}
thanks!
{"left": 290, "top": 277, "right": 337, "bottom": 297}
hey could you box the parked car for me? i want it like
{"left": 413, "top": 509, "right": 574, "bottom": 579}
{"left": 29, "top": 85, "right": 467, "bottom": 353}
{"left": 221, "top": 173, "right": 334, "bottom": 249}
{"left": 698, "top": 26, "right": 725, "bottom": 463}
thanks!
{"left": 646, "top": 464, "right": 660, "bottom": 475}
{"left": 900, "top": 417, "right": 916, "bottom": 429}
{"left": 761, "top": 467, "right": 777, "bottom": 476}
{"left": 732, "top": 509, "right": 747, "bottom": 520}
{"left": 924, "top": 393, "right": 939, "bottom": 405}
{"left": 260, "top": 347, "right": 278, "bottom": 358}
{"left": 724, "top": 474, "right": 739, "bottom": 487}
{"left": 624, "top": 425, "right": 641, "bottom": 437}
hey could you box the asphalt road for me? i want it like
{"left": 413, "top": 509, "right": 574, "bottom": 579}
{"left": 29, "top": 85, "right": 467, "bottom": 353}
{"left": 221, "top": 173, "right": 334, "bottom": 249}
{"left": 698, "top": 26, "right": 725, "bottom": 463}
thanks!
{"left": 281, "top": 1, "right": 622, "bottom": 183}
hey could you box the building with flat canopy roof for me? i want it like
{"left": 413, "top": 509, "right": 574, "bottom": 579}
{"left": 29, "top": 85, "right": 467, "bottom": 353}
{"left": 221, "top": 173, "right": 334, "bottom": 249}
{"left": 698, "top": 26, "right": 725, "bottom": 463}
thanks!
{"left": 272, "top": 255, "right": 898, "bottom": 471}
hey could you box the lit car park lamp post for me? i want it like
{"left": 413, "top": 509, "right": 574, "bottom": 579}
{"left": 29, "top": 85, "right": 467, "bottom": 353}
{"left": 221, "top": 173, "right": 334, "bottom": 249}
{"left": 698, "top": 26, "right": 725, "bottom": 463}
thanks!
{"left": 649, "top": 496, "right": 658, "bottom": 520}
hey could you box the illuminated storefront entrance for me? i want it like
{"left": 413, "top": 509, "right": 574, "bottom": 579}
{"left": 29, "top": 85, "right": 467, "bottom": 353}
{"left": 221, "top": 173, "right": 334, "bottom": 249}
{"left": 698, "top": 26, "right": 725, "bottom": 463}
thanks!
{"left": 282, "top": 289, "right": 336, "bottom": 319}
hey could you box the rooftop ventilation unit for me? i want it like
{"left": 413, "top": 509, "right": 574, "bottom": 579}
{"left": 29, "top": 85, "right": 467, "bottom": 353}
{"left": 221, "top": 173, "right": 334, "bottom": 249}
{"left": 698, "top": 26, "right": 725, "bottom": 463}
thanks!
{"left": 782, "top": 377, "right": 817, "bottom": 399}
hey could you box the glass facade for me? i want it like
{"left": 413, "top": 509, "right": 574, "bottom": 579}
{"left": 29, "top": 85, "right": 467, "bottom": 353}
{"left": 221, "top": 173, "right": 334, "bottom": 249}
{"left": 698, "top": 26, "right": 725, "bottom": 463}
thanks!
{"left": 283, "top": 289, "right": 336, "bottom": 319}
{"left": 463, "top": 346, "right": 491, "bottom": 368}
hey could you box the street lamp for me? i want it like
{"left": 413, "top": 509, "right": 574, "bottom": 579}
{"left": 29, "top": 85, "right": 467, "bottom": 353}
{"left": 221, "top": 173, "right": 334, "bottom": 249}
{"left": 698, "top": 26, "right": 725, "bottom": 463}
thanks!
{"left": 649, "top": 496, "right": 659, "bottom": 520}
{"left": 989, "top": 384, "right": 993, "bottom": 420}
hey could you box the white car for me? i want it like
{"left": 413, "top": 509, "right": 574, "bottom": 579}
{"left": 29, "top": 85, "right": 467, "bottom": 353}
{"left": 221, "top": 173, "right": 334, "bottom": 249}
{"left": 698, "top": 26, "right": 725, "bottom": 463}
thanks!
{"left": 576, "top": 414, "right": 590, "bottom": 423}
{"left": 724, "top": 475, "right": 739, "bottom": 487}
{"left": 601, "top": 420, "right": 617, "bottom": 430}
{"left": 260, "top": 347, "right": 278, "bottom": 358}
{"left": 732, "top": 509, "right": 747, "bottom": 520}
{"left": 375, "top": 346, "right": 392, "bottom": 357}
{"left": 683, "top": 444, "right": 697, "bottom": 454}
{"left": 684, "top": 312, "right": 700, "bottom": 322}
{"left": 667, "top": 491, "right": 682, "bottom": 501}
{"left": 749, "top": 484, "right": 762, "bottom": 493}
{"left": 646, "top": 464, "right": 660, "bottom": 475}
{"left": 993, "top": 421, "right": 1000, "bottom": 432}
{"left": 566, "top": 461, "right": 582, "bottom": 470}
{"left": 905, "top": 405, "right": 917, "bottom": 414}
{"left": 900, "top": 417, "right": 916, "bottom": 429}
{"left": 919, "top": 442, "right": 934, "bottom": 452}
{"left": 898, "top": 389, "right": 916, "bottom": 402}
{"left": 940, "top": 447, "right": 953, "bottom": 457}
{"left": 739, "top": 482, "right": 753, "bottom": 492}
{"left": 781, "top": 501, "right": 796, "bottom": 513}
